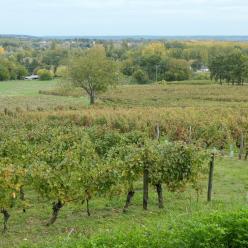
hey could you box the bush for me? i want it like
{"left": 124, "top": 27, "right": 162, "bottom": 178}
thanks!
{"left": 133, "top": 69, "right": 149, "bottom": 84}
{"left": 37, "top": 69, "right": 54, "bottom": 80}
{"left": 55, "top": 66, "right": 68, "bottom": 77}
{"left": 193, "top": 72, "right": 210, "bottom": 80}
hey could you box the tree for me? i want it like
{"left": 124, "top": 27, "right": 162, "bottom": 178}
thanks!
{"left": 0, "top": 59, "right": 16, "bottom": 80}
{"left": 142, "top": 42, "right": 166, "bottom": 57}
{"left": 0, "top": 64, "right": 10, "bottom": 81}
{"left": 243, "top": 58, "right": 248, "bottom": 83}
{"left": 227, "top": 51, "right": 247, "bottom": 85}
{"left": 42, "top": 48, "right": 68, "bottom": 74}
{"left": 139, "top": 54, "right": 161, "bottom": 80}
{"left": 68, "top": 45, "right": 117, "bottom": 105}
{"left": 209, "top": 50, "right": 248, "bottom": 85}
{"left": 15, "top": 64, "right": 28, "bottom": 79}
{"left": 209, "top": 53, "right": 227, "bottom": 84}
{"left": 121, "top": 59, "right": 135, "bottom": 76}
{"left": 0, "top": 64, "right": 9, "bottom": 81}
{"left": 160, "top": 58, "right": 191, "bottom": 81}
{"left": 0, "top": 57, "right": 28, "bottom": 80}
{"left": 133, "top": 69, "right": 149, "bottom": 84}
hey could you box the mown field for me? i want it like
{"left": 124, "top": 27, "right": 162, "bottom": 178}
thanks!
{"left": 0, "top": 80, "right": 87, "bottom": 111}
{"left": 0, "top": 79, "right": 248, "bottom": 248}
{"left": 0, "top": 80, "right": 56, "bottom": 96}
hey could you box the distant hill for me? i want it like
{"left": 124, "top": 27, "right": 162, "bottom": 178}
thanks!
{"left": 37, "top": 35, "right": 248, "bottom": 41}
{"left": 0, "top": 34, "right": 37, "bottom": 40}
{"left": 1, "top": 34, "right": 248, "bottom": 41}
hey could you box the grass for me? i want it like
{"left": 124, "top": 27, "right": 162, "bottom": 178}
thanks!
{"left": 0, "top": 157, "right": 247, "bottom": 248}
{"left": 0, "top": 80, "right": 88, "bottom": 111}
{"left": 0, "top": 80, "right": 56, "bottom": 96}
{"left": 1, "top": 79, "right": 248, "bottom": 111}
{"left": 166, "top": 79, "right": 213, "bottom": 85}
{"left": 100, "top": 83, "right": 248, "bottom": 108}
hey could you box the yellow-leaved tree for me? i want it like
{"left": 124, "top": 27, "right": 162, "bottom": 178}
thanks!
{"left": 142, "top": 42, "right": 166, "bottom": 57}
{"left": 0, "top": 47, "right": 5, "bottom": 55}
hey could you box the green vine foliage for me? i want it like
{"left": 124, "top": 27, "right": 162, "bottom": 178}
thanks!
{"left": 0, "top": 163, "right": 25, "bottom": 210}
{"left": 0, "top": 123, "right": 208, "bottom": 227}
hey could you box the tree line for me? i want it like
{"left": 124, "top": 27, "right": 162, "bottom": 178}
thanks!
{"left": 1, "top": 39, "right": 248, "bottom": 103}
{"left": 1, "top": 38, "right": 248, "bottom": 83}
{"left": 209, "top": 49, "right": 248, "bottom": 85}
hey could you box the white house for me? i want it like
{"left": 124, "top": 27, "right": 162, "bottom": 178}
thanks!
{"left": 197, "top": 66, "right": 209, "bottom": 73}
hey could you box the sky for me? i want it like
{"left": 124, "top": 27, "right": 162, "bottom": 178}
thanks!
{"left": 1, "top": 0, "right": 248, "bottom": 36}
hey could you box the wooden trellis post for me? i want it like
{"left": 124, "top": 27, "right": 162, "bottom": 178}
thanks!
{"left": 239, "top": 133, "right": 244, "bottom": 160}
{"left": 207, "top": 153, "right": 215, "bottom": 202}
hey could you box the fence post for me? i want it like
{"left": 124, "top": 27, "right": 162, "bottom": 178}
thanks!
{"left": 207, "top": 153, "right": 215, "bottom": 202}
{"left": 189, "top": 125, "right": 192, "bottom": 144}
{"left": 239, "top": 133, "right": 244, "bottom": 160}
{"left": 143, "top": 166, "right": 149, "bottom": 210}
{"left": 229, "top": 144, "right": 234, "bottom": 159}
{"left": 155, "top": 124, "right": 160, "bottom": 141}
{"left": 154, "top": 124, "right": 164, "bottom": 208}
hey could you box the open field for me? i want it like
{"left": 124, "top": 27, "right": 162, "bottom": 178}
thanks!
{"left": 0, "top": 80, "right": 56, "bottom": 96}
{"left": 0, "top": 157, "right": 247, "bottom": 248}
{"left": 2, "top": 80, "right": 248, "bottom": 112}
{"left": 0, "top": 80, "right": 87, "bottom": 111}
{"left": 100, "top": 82, "right": 248, "bottom": 108}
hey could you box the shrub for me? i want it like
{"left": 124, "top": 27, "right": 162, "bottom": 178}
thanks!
{"left": 193, "top": 72, "right": 210, "bottom": 80}
{"left": 55, "top": 66, "right": 68, "bottom": 77}
{"left": 37, "top": 69, "right": 54, "bottom": 80}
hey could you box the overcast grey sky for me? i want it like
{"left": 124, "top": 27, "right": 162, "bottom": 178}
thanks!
{"left": 1, "top": 0, "right": 248, "bottom": 36}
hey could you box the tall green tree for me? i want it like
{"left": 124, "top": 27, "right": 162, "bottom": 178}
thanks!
{"left": 42, "top": 48, "right": 68, "bottom": 74}
{"left": 209, "top": 53, "right": 226, "bottom": 84}
{"left": 0, "top": 64, "right": 9, "bottom": 81}
{"left": 68, "top": 45, "right": 117, "bottom": 105}
{"left": 209, "top": 50, "right": 248, "bottom": 85}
